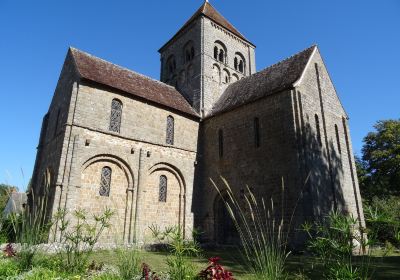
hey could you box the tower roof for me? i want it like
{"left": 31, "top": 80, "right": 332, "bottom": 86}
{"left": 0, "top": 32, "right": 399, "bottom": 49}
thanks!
{"left": 208, "top": 45, "right": 317, "bottom": 117}
{"left": 159, "top": 2, "right": 253, "bottom": 52}
{"left": 68, "top": 48, "right": 199, "bottom": 118}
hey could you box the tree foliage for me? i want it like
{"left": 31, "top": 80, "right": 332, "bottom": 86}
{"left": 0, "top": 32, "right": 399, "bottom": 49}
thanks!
{"left": 0, "top": 183, "right": 18, "bottom": 212}
{"left": 358, "top": 119, "right": 400, "bottom": 199}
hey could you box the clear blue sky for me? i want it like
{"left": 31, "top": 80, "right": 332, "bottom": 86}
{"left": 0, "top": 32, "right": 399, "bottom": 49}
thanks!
{"left": 0, "top": 0, "right": 399, "bottom": 190}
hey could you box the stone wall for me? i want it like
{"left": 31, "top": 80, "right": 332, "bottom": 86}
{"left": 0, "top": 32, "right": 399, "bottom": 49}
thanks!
{"left": 197, "top": 89, "right": 304, "bottom": 244}
{"left": 294, "top": 48, "right": 365, "bottom": 227}
{"left": 51, "top": 81, "right": 200, "bottom": 245}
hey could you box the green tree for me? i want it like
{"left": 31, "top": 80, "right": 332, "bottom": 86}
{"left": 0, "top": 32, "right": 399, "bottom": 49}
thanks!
{"left": 0, "top": 184, "right": 18, "bottom": 212}
{"left": 359, "top": 119, "right": 400, "bottom": 199}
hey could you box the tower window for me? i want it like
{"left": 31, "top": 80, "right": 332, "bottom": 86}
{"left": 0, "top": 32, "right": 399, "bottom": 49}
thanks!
{"left": 166, "top": 55, "right": 176, "bottom": 76}
{"left": 222, "top": 69, "right": 230, "bottom": 84}
{"left": 159, "top": 175, "right": 167, "bottom": 202}
{"left": 109, "top": 99, "right": 122, "bottom": 133}
{"left": 234, "top": 53, "right": 245, "bottom": 74}
{"left": 99, "top": 166, "right": 112, "bottom": 197}
{"left": 214, "top": 41, "right": 227, "bottom": 64}
{"left": 184, "top": 41, "right": 195, "bottom": 63}
{"left": 218, "top": 129, "right": 223, "bottom": 158}
{"left": 254, "top": 117, "right": 260, "bottom": 148}
{"left": 166, "top": 115, "right": 174, "bottom": 145}
{"left": 315, "top": 114, "right": 322, "bottom": 146}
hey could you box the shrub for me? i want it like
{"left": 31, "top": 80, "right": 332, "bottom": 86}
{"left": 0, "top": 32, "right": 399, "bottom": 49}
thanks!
{"left": 302, "top": 211, "right": 372, "bottom": 280}
{"left": 150, "top": 225, "right": 200, "bottom": 280}
{"left": 115, "top": 246, "right": 142, "bottom": 280}
{"left": 52, "top": 207, "right": 114, "bottom": 273}
{"left": 0, "top": 258, "right": 20, "bottom": 278}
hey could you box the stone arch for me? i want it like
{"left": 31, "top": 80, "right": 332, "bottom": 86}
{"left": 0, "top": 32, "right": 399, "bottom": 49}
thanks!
{"left": 232, "top": 73, "right": 239, "bottom": 82}
{"left": 222, "top": 68, "right": 230, "bottom": 84}
{"left": 147, "top": 162, "right": 187, "bottom": 236}
{"left": 183, "top": 40, "right": 195, "bottom": 63}
{"left": 234, "top": 52, "right": 246, "bottom": 74}
{"left": 82, "top": 154, "right": 134, "bottom": 189}
{"left": 212, "top": 64, "right": 221, "bottom": 83}
{"left": 80, "top": 154, "right": 135, "bottom": 243}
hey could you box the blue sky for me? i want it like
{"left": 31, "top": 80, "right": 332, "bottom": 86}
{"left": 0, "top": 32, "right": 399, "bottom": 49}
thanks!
{"left": 0, "top": 0, "right": 399, "bottom": 190}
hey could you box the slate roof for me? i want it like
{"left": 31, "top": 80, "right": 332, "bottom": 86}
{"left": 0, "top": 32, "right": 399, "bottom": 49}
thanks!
{"left": 69, "top": 48, "right": 199, "bottom": 118}
{"left": 159, "top": 2, "right": 253, "bottom": 52}
{"left": 209, "top": 45, "right": 317, "bottom": 117}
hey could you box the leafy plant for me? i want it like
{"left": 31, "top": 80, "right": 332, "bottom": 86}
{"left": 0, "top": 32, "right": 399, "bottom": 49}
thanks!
{"left": 210, "top": 177, "right": 301, "bottom": 280}
{"left": 150, "top": 225, "right": 200, "bottom": 280}
{"left": 198, "top": 256, "right": 235, "bottom": 280}
{"left": 52, "top": 207, "right": 114, "bottom": 273}
{"left": 302, "top": 211, "right": 374, "bottom": 280}
{"left": 115, "top": 246, "right": 142, "bottom": 280}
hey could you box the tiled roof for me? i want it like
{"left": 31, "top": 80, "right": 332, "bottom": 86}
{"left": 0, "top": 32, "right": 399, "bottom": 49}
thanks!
{"left": 209, "top": 45, "right": 317, "bottom": 117}
{"left": 69, "top": 48, "right": 199, "bottom": 118}
{"left": 159, "top": 2, "right": 253, "bottom": 52}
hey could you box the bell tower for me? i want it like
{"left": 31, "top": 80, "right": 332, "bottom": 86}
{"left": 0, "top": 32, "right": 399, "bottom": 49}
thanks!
{"left": 159, "top": 1, "right": 256, "bottom": 117}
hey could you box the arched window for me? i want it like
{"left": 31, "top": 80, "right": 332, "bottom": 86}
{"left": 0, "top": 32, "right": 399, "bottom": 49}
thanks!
{"left": 166, "top": 55, "right": 176, "bottom": 76}
{"left": 234, "top": 53, "right": 245, "bottom": 74}
{"left": 254, "top": 117, "right": 260, "bottom": 148}
{"left": 109, "top": 99, "right": 122, "bottom": 133}
{"left": 99, "top": 166, "right": 111, "bottom": 197}
{"left": 190, "top": 47, "right": 195, "bottom": 60}
{"left": 214, "top": 41, "right": 227, "bottom": 64}
{"left": 166, "top": 115, "right": 174, "bottom": 145}
{"left": 183, "top": 41, "right": 195, "bottom": 63}
{"left": 222, "top": 69, "right": 230, "bottom": 84}
{"left": 218, "top": 129, "right": 223, "bottom": 158}
{"left": 315, "top": 114, "right": 322, "bottom": 146}
{"left": 335, "top": 124, "right": 341, "bottom": 154}
{"left": 159, "top": 175, "right": 167, "bottom": 202}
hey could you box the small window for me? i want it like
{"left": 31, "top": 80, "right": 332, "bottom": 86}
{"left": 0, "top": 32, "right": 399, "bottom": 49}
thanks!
{"left": 159, "top": 175, "right": 167, "bottom": 202}
{"left": 315, "top": 114, "right": 322, "bottom": 146}
{"left": 254, "top": 117, "right": 260, "bottom": 148}
{"left": 219, "top": 50, "right": 224, "bottom": 63}
{"left": 99, "top": 166, "right": 112, "bottom": 197}
{"left": 109, "top": 99, "right": 122, "bottom": 133}
{"left": 166, "top": 115, "right": 174, "bottom": 145}
{"left": 234, "top": 57, "right": 238, "bottom": 70}
{"left": 218, "top": 129, "right": 223, "bottom": 158}
{"left": 335, "top": 124, "right": 341, "bottom": 154}
{"left": 235, "top": 53, "right": 245, "bottom": 74}
{"left": 214, "top": 46, "right": 218, "bottom": 60}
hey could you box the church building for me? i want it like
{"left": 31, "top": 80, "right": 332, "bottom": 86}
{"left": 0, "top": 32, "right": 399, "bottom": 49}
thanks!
{"left": 31, "top": 1, "right": 364, "bottom": 245}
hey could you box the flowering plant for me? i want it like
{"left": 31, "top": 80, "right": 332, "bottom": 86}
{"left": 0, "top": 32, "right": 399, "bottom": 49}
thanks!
{"left": 198, "top": 256, "right": 235, "bottom": 280}
{"left": 3, "top": 243, "right": 16, "bottom": 257}
{"left": 142, "top": 262, "right": 160, "bottom": 280}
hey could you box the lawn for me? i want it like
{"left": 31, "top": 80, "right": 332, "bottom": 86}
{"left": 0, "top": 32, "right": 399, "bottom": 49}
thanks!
{"left": 90, "top": 247, "right": 400, "bottom": 279}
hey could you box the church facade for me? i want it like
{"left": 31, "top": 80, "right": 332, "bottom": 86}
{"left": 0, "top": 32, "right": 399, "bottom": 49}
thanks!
{"left": 31, "top": 2, "right": 364, "bottom": 245}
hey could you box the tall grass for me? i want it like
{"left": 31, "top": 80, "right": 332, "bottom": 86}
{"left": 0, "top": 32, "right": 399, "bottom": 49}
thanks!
{"left": 211, "top": 176, "right": 307, "bottom": 280}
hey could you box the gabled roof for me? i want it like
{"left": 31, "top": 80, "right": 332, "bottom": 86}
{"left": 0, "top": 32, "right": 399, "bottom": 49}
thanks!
{"left": 209, "top": 45, "right": 317, "bottom": 117}
{"left": 159, "top": 2, "right": 253, "bottom": 52}
{"left": 69, "top": 48, "right": 199, "bottom": 118}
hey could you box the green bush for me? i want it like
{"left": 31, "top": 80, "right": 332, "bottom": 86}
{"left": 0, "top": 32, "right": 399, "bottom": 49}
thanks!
{"left": 0, "top": 258, "right": 20, "bottom": 279}
{"left": 302, "top": 211, "right": 372, "bottom": 280}
{"left": 364, "top": 196, "right": 400, "bottom": 246}
{"left": 115, "top": 246, "right": 141, "bottom": 280}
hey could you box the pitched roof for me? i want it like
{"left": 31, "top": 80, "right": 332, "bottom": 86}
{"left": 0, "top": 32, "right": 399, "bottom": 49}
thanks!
{"left": 159, "top": 2, "right": 253, "bottom": 52}
{"left": 69, "top": 48, "right": 199, "bottom": 118}
{"left": 209, "top": 45, "right": 317, "bottom": 117}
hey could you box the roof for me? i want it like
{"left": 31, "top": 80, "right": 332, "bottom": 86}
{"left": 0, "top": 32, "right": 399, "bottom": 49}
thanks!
{"left": 3, "top": 192, "right": 27, "bottom": 215}
{"left": 69, "top": 48, "right": 199, "bottom": 118}
{"left": 159, "top": 2, "right": 253, "bottom": 52}
{"left": 208, "top": 45, "right": 317, "bottom": 117}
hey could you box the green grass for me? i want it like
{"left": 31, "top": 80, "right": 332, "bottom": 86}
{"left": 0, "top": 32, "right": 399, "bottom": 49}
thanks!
{"left": 89, "top": 248, "right": 400, "bottom": 279}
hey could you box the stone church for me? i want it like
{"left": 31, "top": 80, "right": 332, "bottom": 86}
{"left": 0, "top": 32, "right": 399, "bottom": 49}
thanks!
{"left": 31, "top": 2, "right": 364, "bottom": 245}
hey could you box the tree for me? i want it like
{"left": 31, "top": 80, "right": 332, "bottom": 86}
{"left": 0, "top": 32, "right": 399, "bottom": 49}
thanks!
{"left": 0, "top": 184, "right": 18, "bottom": 213}
{"left": 359, "top": 119, "right": 400, "bottom": 199}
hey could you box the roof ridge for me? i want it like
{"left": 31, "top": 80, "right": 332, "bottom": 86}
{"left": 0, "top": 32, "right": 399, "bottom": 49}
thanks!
{"left": 257, "top": 44, "right": 317, "bottom": 75}
{"left": 69, "top": 47, "right": 176, "bottom": 90}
